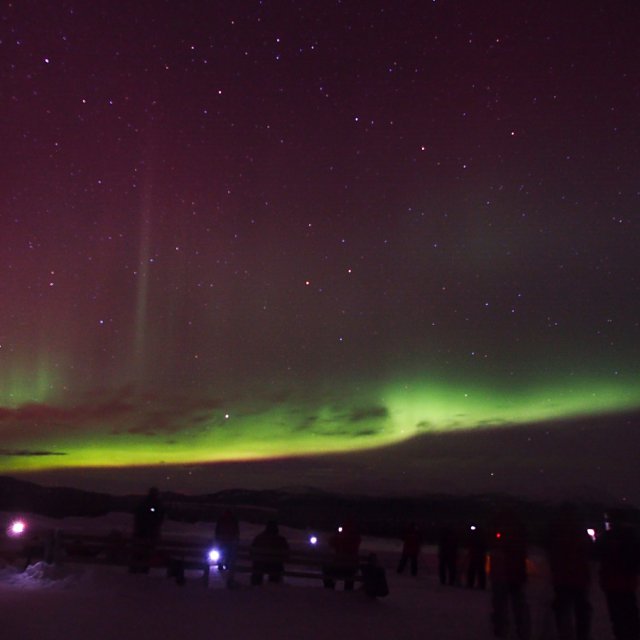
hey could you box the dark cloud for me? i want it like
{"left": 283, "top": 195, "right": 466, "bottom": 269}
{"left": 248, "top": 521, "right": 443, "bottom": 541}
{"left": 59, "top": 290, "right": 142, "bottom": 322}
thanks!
{"left": 0, "top": 388, "right": 230, "bottom": 443}
{"left": 348, "top": 406, "right": 389, "bottom": 422}
{"left": 0, "top": 449, "right": 66, "bottom": 457}
{"left": 353, "top": 428, "right": 381, "bottom": 437}
{"left": 295, "top": 415, "right": 318, "bottom": 431}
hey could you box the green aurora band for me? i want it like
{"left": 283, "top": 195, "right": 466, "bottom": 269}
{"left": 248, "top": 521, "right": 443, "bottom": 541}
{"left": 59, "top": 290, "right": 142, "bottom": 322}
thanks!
{"left": 1, "top": 366, "right": 639, "bottom": 473}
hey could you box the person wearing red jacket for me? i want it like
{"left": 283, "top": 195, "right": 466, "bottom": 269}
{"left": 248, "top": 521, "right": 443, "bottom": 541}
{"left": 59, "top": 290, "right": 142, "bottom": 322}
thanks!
{"left": 489, "top": 511, "right": 531, "bottom": 640}
{"left": 546, "top": 505, "right": 593, "bottom": 640}
{"left": 323, "top": 519, "right": 362, "bottom": 591}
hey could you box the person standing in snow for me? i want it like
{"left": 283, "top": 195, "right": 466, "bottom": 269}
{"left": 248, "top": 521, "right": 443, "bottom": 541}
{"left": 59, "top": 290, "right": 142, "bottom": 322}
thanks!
{"left": 438, "top": 525, "right": 459, "bottom": 586}
{"left": 215, "top": 508, "right": 240, "bottom": 587}
{"left": 323, "top": 519, "right": 362, "bottom": 591}
{"left": 467, "top": 524, "right": 488, "bottom": 590}
{"left": 129, "top": 487, "right": 165, "bottom": 573}
{"left": 546, "top": 504, "right": 592, "bottom": 640}
{"left": 215, "top": 510, "right": 240, "bottom": 566}
{"left": 489, "top": 510, "right": 531, "bottom": 640}
{"left": 397, "top": 522, "right": 422, "bottom": 577}
{"left": 596, "top": 509, "right": 640, "bottom": 640}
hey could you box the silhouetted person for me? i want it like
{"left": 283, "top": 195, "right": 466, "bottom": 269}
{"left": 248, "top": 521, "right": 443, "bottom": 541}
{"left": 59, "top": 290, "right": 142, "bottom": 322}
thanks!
{"left": 490, "top": 511, "right": 531, "bottom": 639}
{"left": 397, "top": 522, "right": 422, "bottom": 577}
{"left": 438, "top": 526, "right": 458, "bottom": 586}
{"left": 130, "top": 487, "right": 165, "bottom": 573}
{"left": 323, "top": 519, "right": 362, "bottom": 591}
{"left": 596, "top": 509, "right": 640, "bottom": 640}
{"left": 215, "top": 509, "right": 240, "bottom": 567}
{"left": 250, "top": 520, "right": 289, "bottom": 585}
{"left": 215, "top": 509, "right": 240, "bottom": 587}
{"left": 467, "top": 525, "right": 487, "bottom": 589}
{"left": 546, "top": 505, "right": 592, "bottom": 640}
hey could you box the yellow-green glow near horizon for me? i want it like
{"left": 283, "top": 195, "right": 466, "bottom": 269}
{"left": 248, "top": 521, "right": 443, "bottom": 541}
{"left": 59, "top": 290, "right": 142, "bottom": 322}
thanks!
{"left": 1, "top": 373, "right": 639, "bottom": 473}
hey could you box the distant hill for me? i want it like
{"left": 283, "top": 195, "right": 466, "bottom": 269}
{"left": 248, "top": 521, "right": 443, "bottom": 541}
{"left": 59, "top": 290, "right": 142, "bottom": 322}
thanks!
{"left": 1, "top": 475, "right": 636, "bottom": 544}
{"left": 0, "top": 475, "right": 114, "bottom": 518}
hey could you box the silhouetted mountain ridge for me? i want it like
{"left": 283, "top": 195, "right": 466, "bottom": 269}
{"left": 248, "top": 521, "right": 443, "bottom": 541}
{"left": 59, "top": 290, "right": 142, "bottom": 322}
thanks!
{"left": 1, "top": 476, "right": 636, "bottom": 543}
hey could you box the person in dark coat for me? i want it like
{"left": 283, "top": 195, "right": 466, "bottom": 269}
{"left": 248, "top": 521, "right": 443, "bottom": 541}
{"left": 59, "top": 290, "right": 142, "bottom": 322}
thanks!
{"left": 546, "top": 505, "right": 593, "bottom": 640}
{"left": 130, "top": 487, "right": 165, "bottom": 573}
{"left": 438, "top": 526, "right": 459, "bottom": 586}
{"left": 250, "top": 520, "right": 289, "bottom": 585}
{"left": 467, "top": 525, "right": 488, "bottom": 590}
{"left": 215, "top": 509, "right": 240, "bottom": 570}
{"left": 596, "top": 509, "right": 640, "bottom": 640}
{"left": 133, "top": 487, "right": 165, "bottom": 540}
{"left": 215, "top": 509, "right": 240, "bottom": 587}
{"left": 489, "top": 511, "right": 531, "bottom": 639}
{"left": 397, "top": 522, "right": 422, "bottom": 577}
{"left": 323, "top": 519, "right": 362, "bottom": 591}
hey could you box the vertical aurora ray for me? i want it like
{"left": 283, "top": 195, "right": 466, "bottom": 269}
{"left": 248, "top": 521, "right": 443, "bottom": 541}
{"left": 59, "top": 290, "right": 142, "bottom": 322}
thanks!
{"left": 132, "top": 178, "right": 153, "bottom": 385}
{"left": 0, "top": 350, "right": 63, "bottom": 408}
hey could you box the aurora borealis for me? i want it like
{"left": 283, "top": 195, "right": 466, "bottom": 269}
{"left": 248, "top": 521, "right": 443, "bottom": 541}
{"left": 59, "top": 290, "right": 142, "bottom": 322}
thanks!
{"left": 1, "top": 1, "right": 639, "bottom": 499}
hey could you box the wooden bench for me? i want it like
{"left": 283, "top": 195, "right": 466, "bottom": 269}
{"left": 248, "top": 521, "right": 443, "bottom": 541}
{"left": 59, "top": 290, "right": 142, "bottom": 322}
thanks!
{"left": 48, "top": 531, "right": 389, "bottom": 595}
{"left": 51, "top": 530, "right": 212, "bottom": 585}
{"left": 221, "top": 545, "right": 383, "bottom": 592}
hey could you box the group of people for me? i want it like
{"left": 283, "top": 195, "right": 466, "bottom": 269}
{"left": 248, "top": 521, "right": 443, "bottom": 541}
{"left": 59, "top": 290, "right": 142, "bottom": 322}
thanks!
{"left": 395, "top": 507, "right": 639, "bottom": 640}
{"left": 129, "top": 490, "right": 387, "bottom": 596}
{"left": 130, "top": 488, "right": 639, "bottom": 639}
{"left": 396, "top": 521, "right": 487, "bottom": 590}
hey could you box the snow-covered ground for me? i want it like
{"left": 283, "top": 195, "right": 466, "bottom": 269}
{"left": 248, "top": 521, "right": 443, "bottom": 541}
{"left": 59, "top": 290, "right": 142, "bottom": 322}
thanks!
{"left": 0, "top": 512, "right": 615, "bottom": 640}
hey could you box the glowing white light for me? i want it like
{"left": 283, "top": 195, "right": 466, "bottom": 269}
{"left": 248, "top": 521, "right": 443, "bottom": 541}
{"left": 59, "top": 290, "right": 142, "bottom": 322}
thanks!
{"left": 8, "top": 519, "right": 26, "bottom": 537}
{"left": 337, "top": 526, "right": 343, "bottom": 533}
{"left": 309, "top": 535, "right": 318, "bottom": 545}
{"left": 470, "top": 525, "right": 477, "bottom": 531}
{"left": 208, "top": 548, "right": 220, "bottom": 563}
{"left": 587, "top": 528, "right": 596, "bottom": 542}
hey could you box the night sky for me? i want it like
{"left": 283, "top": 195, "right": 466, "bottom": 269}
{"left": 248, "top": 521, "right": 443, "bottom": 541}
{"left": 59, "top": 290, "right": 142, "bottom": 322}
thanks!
{"left": 1, "top": 1, "right": 639, "bottom": 501}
